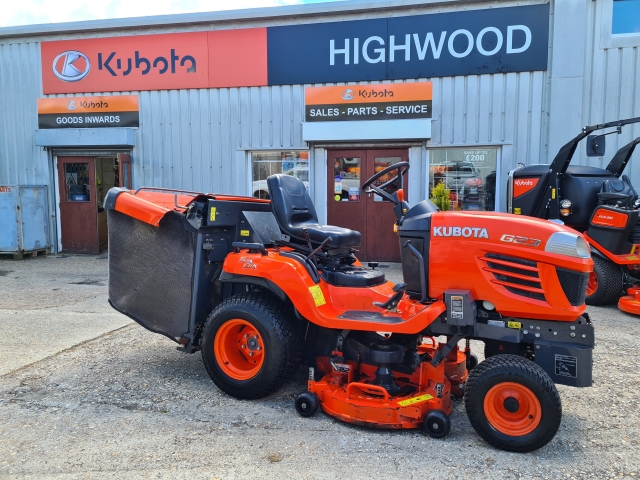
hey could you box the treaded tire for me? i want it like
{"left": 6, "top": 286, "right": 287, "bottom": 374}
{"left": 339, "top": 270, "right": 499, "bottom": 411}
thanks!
{"left": 201, "top": 292, "right": 304, "bottom": 399}
{"left": 465, "top": 354, "right": 562, "bottom": 453}
{"left": 586, "top": 256, "right": 622, "bottom": 306}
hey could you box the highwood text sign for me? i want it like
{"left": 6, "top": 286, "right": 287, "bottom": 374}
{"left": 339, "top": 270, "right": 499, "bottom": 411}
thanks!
{"left": 40, "top": 4, "right": 548, "bottom": 93}
{"left": 37, "top": 96, "right": 139, "bottom": 129}
{"left": 305, "top": 83, "right": 432, "bottom": 122}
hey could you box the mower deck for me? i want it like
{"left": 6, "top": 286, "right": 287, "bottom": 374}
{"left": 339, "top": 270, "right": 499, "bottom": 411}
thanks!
{"left": 304, "top": 340, "right": 467, "bottom": 431}
{"left": 619, "top": 287, "right": 640, "bottom": 314}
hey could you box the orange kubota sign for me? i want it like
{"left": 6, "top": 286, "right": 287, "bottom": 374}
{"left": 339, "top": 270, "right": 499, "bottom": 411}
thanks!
{"left": 305, "top": 82, "right": 432, "bottom": 122}
{"left": 41, "top": 29, "right": 268, "bottom": 94}
{"left": 37, "top": 95, "right": 139, "bottom": 129}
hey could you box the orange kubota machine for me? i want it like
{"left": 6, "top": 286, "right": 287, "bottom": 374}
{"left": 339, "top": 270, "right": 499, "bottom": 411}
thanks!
{"left": 507, "top": 116, "right": 640, "bottom": 314}
{"left": 105, "top": 163, "right": 594, "bottom": 453}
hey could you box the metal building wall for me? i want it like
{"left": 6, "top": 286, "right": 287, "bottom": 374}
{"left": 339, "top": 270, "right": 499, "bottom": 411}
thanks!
{"left": 579, "top": 0, "right": 640, "bottom": 184}
{"left": 0, "top": 41, "right": 49, "bottom": 186}
{"left": 4, "top": 0, "right": 630, "bottom": 222}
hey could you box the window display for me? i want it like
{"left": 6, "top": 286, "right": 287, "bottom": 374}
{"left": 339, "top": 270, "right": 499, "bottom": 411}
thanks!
{"left": 429, "top": 148, "right": 498, "bottom": 211}
{"left": 251, "top": 151, "right": 309, "bottom": 200}
{"left": 333, "top": 157, "right": 361, "bottom": 201}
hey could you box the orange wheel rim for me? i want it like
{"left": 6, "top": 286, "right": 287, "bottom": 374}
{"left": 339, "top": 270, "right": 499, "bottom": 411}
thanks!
{"left": 214, "top": 319, "right": 264, "bottom": 381}
{"left": 586, "top": 271, "right": 598, "bottom": 296}
{"left": 483, "top": 382, "right": 542, "bottom": 436}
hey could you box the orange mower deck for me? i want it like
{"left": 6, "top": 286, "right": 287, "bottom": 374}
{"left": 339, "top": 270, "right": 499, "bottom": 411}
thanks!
{"left": 619, "top": 287, "right": 640, "bottom": 314}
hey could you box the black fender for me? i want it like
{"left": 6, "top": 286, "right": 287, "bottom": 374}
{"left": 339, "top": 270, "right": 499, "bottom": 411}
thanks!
{"left": 589, "top": 244, "right": 610, "bottom": 261}
{"left": 218, "top": 271, "right": 287, "bottom": 302}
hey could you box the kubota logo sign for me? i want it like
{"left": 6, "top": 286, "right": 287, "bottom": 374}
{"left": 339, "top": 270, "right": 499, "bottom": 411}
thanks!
{"left": 433, "top": 226, "right": 489, "bottom": 238}
{"left": 513, "top": 177, "right": 539, "bottom": 197}
{"left": 53, "top": 51, "right": 90, "bottom": 82}
{"left": 40, "top": 29, "right": 268, "bottom": 94}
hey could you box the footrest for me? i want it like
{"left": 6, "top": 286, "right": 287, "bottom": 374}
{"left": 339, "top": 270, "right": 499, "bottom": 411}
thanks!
{"left": 337, "top": 311, "right": 404, "bottom": 324}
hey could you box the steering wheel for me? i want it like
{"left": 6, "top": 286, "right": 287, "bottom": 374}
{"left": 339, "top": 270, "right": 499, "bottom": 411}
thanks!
{"left": 361, "top": 161, "right": 410, "bottom": 204}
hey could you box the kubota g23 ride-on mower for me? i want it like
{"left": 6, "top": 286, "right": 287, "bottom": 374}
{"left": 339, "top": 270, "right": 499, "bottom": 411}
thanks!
{"left": 507, "top": 116, "right": 640, "bottom": 314}
{"left": 105, "top": 162, "right": 594, "bottom": 453}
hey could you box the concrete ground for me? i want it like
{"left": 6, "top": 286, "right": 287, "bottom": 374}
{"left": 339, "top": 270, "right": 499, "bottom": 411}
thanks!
{"left": 0, "top": 255, "right": 639, "bottom": 479}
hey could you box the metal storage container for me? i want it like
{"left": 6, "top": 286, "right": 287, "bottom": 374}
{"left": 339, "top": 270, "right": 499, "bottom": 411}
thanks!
{"left": 0, "top": 185, "right": 50, "bottom": 257}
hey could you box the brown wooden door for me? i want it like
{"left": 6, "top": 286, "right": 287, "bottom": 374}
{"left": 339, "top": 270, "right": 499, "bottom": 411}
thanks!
{"left": 327, "top": 150, "right": 368, "bottom": 256}
{"left": 57, "top": 156, "right": 98, "bottom": 254}
{"left": 118, "top": 153, "right": 132, "bottom": 189}
{"left": 327, "top": 149, "right": 409, "bottom": 262}
{"left": 365, "top": 149, "right": 409, "bottom": 261}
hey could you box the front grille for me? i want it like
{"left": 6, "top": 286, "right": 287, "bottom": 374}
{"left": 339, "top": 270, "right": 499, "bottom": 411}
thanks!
{"left": 556, "top": 268, "right": 589, "bottom": 306}
{"left": 505, "top": 286, "right": 546, "bottom": 301}
{"left": 493, "top": 273, "right": 541, "bottom": 288}
{"left": 481, "top": 253, "right": 545, "bottom": 302}
{"left": 485, "top": 253, "right": 537, "bottom": 268}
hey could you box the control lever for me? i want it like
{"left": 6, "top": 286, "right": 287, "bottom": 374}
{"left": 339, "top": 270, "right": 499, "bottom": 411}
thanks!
{"left": 305, "top": 236, "right": 332, "bottom": 262}
{"left": 302, "top": 227, "right": 314, "bottom": 251}
{"left": 374, "top": 283, "right": 407, "bottom": 312}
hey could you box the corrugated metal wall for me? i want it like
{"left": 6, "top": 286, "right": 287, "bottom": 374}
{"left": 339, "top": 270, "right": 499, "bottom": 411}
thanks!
{"left": 0, "top": 41, "right": 49, "bottom": 186}
{"left": 577, "top": 0, "right": 640, "bottom": 186}
{"left": 3, "top": 0, "right": 638, "bottom": 245}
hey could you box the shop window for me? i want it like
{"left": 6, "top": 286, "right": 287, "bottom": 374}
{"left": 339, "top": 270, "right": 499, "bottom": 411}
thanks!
{"left": 333, "top": 157, "right": 361, "bottom": 201}
{"left": 371, "top": 157, "right": 402, "bottom": 202}
{"left": 251, "top": 151, "right": 309, "bottom": 200}
{"left": 64, "top": 162, "right": 91, "bottom": 202}
{"left": 613, "top": 0, "right": 640, "bottom": 34}
{"left": 429, "top": 148, "right": 498, "bottom": 211}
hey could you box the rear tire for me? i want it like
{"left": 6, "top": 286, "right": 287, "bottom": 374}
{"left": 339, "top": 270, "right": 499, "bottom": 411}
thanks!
{"left": 586, "top": 256, "right": 622, "bottom": 306}
{"left": 201, "top": 293, "right": 303, "bottom": 399}
{"left": 465, "top": 354, "right": 561, "bottom": 453}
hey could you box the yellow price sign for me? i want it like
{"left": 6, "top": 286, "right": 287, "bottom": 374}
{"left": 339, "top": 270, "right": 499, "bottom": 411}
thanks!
{"left": 308, "top": 285, "right": 326, "bottom": 307}
{"left": 398, "top": 394, "right": 434, "bottom": 407}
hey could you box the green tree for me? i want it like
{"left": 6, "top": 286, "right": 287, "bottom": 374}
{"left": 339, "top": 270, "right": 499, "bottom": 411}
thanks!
{"left": 430, "top": 182, "right": 451, "bottom": 211}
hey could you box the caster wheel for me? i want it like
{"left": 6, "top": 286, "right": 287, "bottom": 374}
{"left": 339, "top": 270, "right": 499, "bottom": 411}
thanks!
{"left": 467, "top": 352, "right": 479, "bottom": 371}
{"left": 295, "top": 392, "right": 320, "bottom": 417}
{"left": 423, "top": 410, "right": 451, "bottom": 439}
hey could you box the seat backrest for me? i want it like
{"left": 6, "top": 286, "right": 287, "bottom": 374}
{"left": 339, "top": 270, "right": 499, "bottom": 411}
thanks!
{"left": 599, "top": 176, "right": 637, "bottom": 207}
{"left": 267, "top": 174, "right": 319, "bottom": 232}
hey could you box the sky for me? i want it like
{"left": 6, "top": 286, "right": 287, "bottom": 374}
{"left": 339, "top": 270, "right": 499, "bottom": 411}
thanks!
{"left": 0, "top": 0, "right": 342, "bottom": 28}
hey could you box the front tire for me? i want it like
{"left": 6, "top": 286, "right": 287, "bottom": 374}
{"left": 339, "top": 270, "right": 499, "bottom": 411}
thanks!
{"left": 465, "top": 354, "right": 561, "bottom": 453}
{"left": 201, "top": 293, "right": 303, "bottom": 399}
{"left": 586, "top": 256, "right": 622, "bottom": 306}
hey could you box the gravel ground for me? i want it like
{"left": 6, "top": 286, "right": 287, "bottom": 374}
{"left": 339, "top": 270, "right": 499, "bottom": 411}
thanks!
{"left": 1, "top": 256, "right": 639, "bottom": 479}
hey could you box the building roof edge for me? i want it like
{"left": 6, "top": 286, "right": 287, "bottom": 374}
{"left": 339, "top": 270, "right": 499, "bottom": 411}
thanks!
{"left": 0, "top": 0, "right": 494, "bottom": 40}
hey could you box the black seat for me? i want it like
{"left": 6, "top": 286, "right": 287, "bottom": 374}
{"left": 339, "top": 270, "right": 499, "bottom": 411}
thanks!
{"left": 267, "top": 174, "right": 361, "bottom": 248}
{"left": 598, "top": 176, "right": 637, "bottom": 208}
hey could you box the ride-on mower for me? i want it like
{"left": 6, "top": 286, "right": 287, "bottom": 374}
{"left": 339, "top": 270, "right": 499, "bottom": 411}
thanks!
{"left": 507, "top": 116, "right": 640, "bottom": 314}
{"left": 106, "top": 162, "right": 594, "bottom": 452}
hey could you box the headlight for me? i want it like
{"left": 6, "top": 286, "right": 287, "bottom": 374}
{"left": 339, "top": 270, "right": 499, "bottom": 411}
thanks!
{"left": 545, "top": 232, "right": 591, "bottom": 258}
{"left": 560, "top": 199, "right": 572, "bottom": 209}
